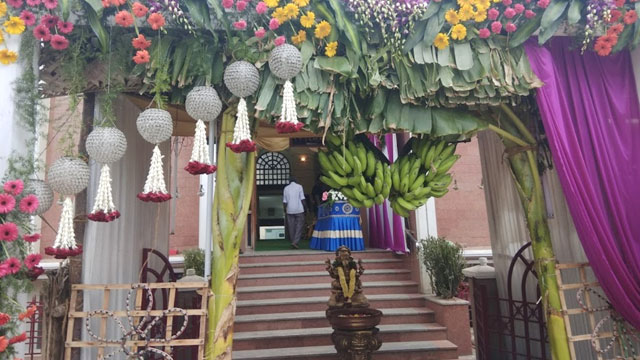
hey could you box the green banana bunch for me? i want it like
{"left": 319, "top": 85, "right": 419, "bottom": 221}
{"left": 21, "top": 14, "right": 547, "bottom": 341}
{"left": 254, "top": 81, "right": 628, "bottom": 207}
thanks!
{"left": 389, "top": 137, "right": 461, "bottom": 218}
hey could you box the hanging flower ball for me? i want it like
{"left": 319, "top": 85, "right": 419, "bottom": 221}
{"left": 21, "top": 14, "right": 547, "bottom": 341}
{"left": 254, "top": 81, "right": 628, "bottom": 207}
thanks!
{"left": 47, "top": 157, "right": 90, "bottom": 196}
{"left": 136, "top": 108, "right": 174, "bottom": 144}
{"left": 86, "top": 127, "right": 127, "bottom": 164}
{"left": 269, "top": 43, "right": 303, "bottom": 81}
{"left": 185, "top": 86, "right": 222, "bottom": 123}
{"left": 27, "top": 179, "right": 53, "bottom": 215}
{"left": 223, "top": 61, "right": 260, "bottom": 99}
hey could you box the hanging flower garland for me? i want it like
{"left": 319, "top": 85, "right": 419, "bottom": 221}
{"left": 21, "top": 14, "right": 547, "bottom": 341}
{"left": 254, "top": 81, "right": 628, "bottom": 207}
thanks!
{"left": 269, "top": 43, "right": 304, "bottom": 133}
{"left": 136, "top": 108, "right": 173, "bottom": 202}
{"left": 223, "top": 60, "right": 260, "bottom": 153}
{"left": 44, "top": 157, "right": 90, "bottom": 259}
{"left": 85, "top": 126, "right": 127, "bottom": 222}
{"left": 184, "top": 86, "right": 222, "bottom": 175}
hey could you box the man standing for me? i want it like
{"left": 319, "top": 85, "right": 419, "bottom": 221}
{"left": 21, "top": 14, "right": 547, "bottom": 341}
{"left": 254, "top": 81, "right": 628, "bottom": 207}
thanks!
{"left": 283, "top": 176, "right": 306, "bottom": 249}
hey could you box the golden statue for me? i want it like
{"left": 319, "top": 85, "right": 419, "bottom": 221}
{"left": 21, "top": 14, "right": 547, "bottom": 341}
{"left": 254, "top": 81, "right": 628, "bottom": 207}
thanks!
{"left": 325, "top": 246, "right": 368, "bottom": 308}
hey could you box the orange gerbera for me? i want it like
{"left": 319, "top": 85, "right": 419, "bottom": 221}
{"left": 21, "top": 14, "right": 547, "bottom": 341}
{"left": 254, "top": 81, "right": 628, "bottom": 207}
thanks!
{"left": 114, "top": 10, "right": 134, "bottom": 27}
{"left": 133, "top": 49, "right": 150, "bottom": 64}
{"left": 0, "top": 336, "right": 8, "bottom": 352}
{"left": 594, "top": 38, "right": 612, "bottom": 56}
{"left": 132, "top": 34, "right": 151, "bottom": 49}
{"left": 132, "top": 2, "right": 148, "bottom": 17}
{"left": 18, "top": 306, "right": 36, "bottom": 321}
{"left": 147, "top": 12, "right": 165, "bottom": 30}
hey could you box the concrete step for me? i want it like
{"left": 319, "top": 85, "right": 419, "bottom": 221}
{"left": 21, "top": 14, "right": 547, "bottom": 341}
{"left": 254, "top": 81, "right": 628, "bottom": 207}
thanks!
{"left": 236, "top": 294, "right": 428, "bottom": 315}
{"left": 232, "top": 340, "right": 458, "bottom": 360}
{"left": 239, "top": 258, "right": 406, "bottom": 274}
{"left": 237, "top": 269, "right": 411, "bottom": 287}
{"left": 234, "top": 307, "right": 436, "bottom": 332}
{"left": 239, "top": 249, "right": 406, "bottom": 264}
{"left": 233, "top": 323, "right": 448, "bottom": 350}
{"left": 237, "top": 281, "right": 419, "bottom": 300}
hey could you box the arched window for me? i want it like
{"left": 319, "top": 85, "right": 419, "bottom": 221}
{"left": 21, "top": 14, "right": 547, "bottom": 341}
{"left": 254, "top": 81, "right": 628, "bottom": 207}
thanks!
{"left": 256, "top": 152, "right": 290, "bottom": 186}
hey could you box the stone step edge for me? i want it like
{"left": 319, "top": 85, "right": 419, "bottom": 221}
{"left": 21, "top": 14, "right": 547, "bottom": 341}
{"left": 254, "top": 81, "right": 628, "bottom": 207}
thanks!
{"left": 239, "top": 268, "right": 410, "bottom": 280}
{"left": 235, "top": 307, "right": 435, "bottom": 323}
{"left": 237, "top": 293, "right": 427, "bottom": 307}
{"left": 234, "top": 323, "right": 446, "bottom": 340}
{"left": 240, "top": 258, "right": 404, "bottom": 268}
{"left": 240, "top": 249, "right": 398, "bottom": 258}
{"left": 238, "top": 280, "right": 418, "bottom": 293}
{"left": 233, "top": 340, "right": 458, "bottom": 360}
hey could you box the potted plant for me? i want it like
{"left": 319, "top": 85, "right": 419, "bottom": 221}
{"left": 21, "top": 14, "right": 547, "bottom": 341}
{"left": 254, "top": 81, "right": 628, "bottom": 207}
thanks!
{"left": 420, "top": 236, "right": 465, "bottom": 299}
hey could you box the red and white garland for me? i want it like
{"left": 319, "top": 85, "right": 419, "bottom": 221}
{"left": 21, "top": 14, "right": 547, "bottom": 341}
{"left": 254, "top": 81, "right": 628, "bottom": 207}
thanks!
{"left": 185, "top": 119, "right": 217, "bottom": 174}
{"left": 87, "top": 165, "right": 121, "bottom": 222}
{"left": 275, "top": 80, "right": 304, "bottom": 133}
{"left": 136, "top": 109, "right": 173, "bottom": 202}
{"left": 226, "top": 98, "right": 257, "bottom": 153}
{"left": 137, "top": 145, "right": 172, "bottom": 202}
{"left": 45, "top": 197, "right": 83, "bottom": 259}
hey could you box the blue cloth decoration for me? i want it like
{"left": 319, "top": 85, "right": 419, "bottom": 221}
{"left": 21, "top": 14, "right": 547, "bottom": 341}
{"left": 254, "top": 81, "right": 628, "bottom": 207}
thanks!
{"left": 310, "top": 201, "right": 365, "bottom": 251}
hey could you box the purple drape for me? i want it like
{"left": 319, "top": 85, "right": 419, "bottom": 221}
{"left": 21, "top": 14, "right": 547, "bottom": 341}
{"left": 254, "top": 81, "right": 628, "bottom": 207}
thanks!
{"left": 367, "top": 134, "right": 408, "bottom": 253}
{"left": 525, "top": 37, "right": 640, "bottom": 329}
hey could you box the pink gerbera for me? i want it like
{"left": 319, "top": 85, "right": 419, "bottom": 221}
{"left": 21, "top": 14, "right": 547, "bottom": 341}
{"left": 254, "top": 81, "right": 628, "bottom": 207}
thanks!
{"left": 43, "top": 0, "right": 58, "bottom": 9}
{"left": 40, "top": 14, "right": 59, "bottom": 28}
{"left": 3, "top": 258, "right": 21, "bottom": 275}
{"left": 20, "top": 10, "right": 37, "bottom": 26}
{"left": 6, "top": 0, "right": 23, "bottom": 8}
{"left": 50, "top": 34, "right": 69, "bottom": 50}
{"left": 0, "top": 194, "right": 16, "bottom": 214}
{"left": 0, "top": 223, "right": 18, "bottom": 242}
{"left": 33, "top": 24, "right": 51, "bottom": 41}
{"left": 3, "top": 180, "right": 23, "bottom": 196}
{"left": 24, "top": 254, "right": 42, "bottom": 270}
{"left": 26, "top": 0, "right": 41, "bottom": 5}
{"left": 19, "top": 194, "right": 39, "bottom": 214}
{"left": 57, "top": 20, "right": 74, "bottom": 34}
{"left": 23, "top": 234, "right": 41, "bottom": 243}
{"left": 0, "top": 264, "right": 8, "bottom": 278}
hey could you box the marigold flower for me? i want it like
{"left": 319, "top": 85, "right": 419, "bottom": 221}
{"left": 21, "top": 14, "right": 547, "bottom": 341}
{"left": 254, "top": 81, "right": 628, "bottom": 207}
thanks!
{"left": 478, "top": 28, "right": 490, "bottom": 38}
{"left": 6, "top": 0, "right": 21, "bottom": 8}
{"left": 0, "top": 49, "right": 17, "bottom": 64}
{"left": 624, "top": 9, "right": 638, "bottom": 24}
{"left": 22, "top": 234, "right": 40, "bottom": 243}
{"left": 4, "top": 17, "right": 26, "bottom": 35}
{"left": 236, "top": 0, "right": 247, "bottom": 11}
{"left": 264, "top": 0, "right": 278, "bottom": 8}
{"left": 0, "top": 32, "right": 4, "bottom": 45}
{"left": 147, "top": 12, "right": 165, "bottom": 30}
{"left": 272, "top": 7, "right": 287, "bottom": 23}
{"left": 132, "top": 2, "right": 148, "bottom": 17}
{"left": 233, "top": 20, "right": 247, "bottom": 30}
{"left": 525, "top": 9, "right": 536, "bottom": 18}
{"left": 133, "top": 49, "right": 150, "bottom": 64}
{"left": 255, "top": 27, "right": 266, "bottom": 38}
{"left": 457, "top": 0, "right": 472, "bottom": 6}
{"left": 0, "top": 313, "right": 9, "bottom": 326}
{"left": 43, "top": 0, "right": 57, "bottom": 9}
{"left": 434, "top": 32, "right": 449, "bottom": 49}
{"left": 20, "top": 10, "right": 36, "bottom": 26}
{"left": 491, "top": 20, "right": 502, "bottom": 33}
{"left": 132, "top": 34, "right": 151, "bottom": 49}
{"left": 445, "top": 9, "right": 459, "bottom": 25}
{"left": 24, "top": 254, "right": 42, "bottom": 270}
{"left": 33, "top": 24, "right": 51, "bottom": 41}
{"left": 458, "top": 4, "right": 475, "bottom": 21}
{"left": 284, "top": 3, "right": 299, "bottom": 19}
{"left": 0, "top": 222, "right": 18, "bottom": 241}
{"left": 57, "top": 20, "right": 74, "bottom": 34}
{"left": 291, "top": 29, "right": 306, "bottom": 45}
{"left": 294, "top": 0, "right": 308, "bottom": 6}
{"left": 115, "top": 10, "right": 134, "bottom": 27}
{"left": 325, "top": 41, "right": 337, "bottom": 57}
{"left": 274, "top": 35, "right": 286, "bottom": 46}
{"left": 50, "top": 34, "right": 69, "bottom": 50}
{"left": 269, "top": 18, "right": 280, "bottom": 30}
{"left": 314, "top": 20, "right": 331, "bottom": 39}
{"left": 19, "top": 195, "right": 39, "bottom": 214}
{"left": 0, "top": 193, "right": 15, "bottom": 213}
{"left": 300, "top": 11, "right": 315, "bottom": 27}
{"left": 474, "top": 10, "right": 487, "bottom": 22}
{"left": 0, "top": 2, "right": 7, "bottom": 17}
{"left": 256, "top": 1, "right": 267, "bottom": 13}
{"left": 451, "top": 24, "right": 467, "bottom": 40}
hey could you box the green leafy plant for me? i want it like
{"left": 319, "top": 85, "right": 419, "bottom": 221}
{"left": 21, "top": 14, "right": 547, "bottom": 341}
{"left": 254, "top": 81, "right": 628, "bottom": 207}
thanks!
{"left": 183, "top": 248, "right": 206, "bottom": 277}
{"left": 420, "top": 236, "right": 465, "bottom": 299}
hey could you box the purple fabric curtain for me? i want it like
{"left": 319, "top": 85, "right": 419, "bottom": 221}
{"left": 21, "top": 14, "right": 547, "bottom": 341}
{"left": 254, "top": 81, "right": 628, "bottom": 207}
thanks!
{"left": 524, "top": 37, "right": 640, "bottom": 329}
{"left": 367, "top": 134, "right": 408, "bottom": 253}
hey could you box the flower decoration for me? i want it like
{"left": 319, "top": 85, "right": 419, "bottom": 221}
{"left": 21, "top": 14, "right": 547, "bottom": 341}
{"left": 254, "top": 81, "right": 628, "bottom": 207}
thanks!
{"left": 224, "top": 61, "right": 259, "bottom": 153}
{"left": 184, "top": 86, "right": 222, "bottom": 175}
{"left": 18, "top": 195, "right": 38, "bottom": 214}
{"left": 136, "top": 109, "right": 173, "bottom": 202}
{"left": 0, "top": 222, "right": 18, "bottom": 242}
{"left": 269, "top": 43, "right": 304, "bottom": 133}
{"left": 0, "top": 194, "right": 16, "bottom": 214}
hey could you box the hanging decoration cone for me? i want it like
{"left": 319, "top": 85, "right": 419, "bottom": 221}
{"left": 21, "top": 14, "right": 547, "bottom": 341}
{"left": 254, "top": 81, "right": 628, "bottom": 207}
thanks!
{"left": 44, "top": 157, "right": 90, "bottom": 259}
{"left": 223, "top": 61, "right": 260, "bottom": 153}
{"left": 136, "top": 108, "right": 174, "bottom": 202}
{"left": 269, "top": 44, "right": 304, "bottom": 134}
{"left": 184, "top": 86, "right": 222, "bottom": 175}
{"left": 85, "top": 127, "right": 127, "bottom": 222}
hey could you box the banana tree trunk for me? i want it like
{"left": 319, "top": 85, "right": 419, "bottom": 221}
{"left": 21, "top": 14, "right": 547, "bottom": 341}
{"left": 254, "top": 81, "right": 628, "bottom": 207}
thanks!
{"left": 205, "top": 108, "right": 256, "bottom": 360}
{"left": 488, "top": 104, "right": 571, "bottom": 360}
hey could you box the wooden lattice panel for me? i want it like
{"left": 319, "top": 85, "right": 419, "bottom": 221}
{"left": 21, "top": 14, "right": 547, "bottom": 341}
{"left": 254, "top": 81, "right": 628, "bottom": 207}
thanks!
{"left": 555, "top": 263, "right": 639, "bottom": 360}
{"left": 65, "top": 282, "right": 209, "bottom": 360}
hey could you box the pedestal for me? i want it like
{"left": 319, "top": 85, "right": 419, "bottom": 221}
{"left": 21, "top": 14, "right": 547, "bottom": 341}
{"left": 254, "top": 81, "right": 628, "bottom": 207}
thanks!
{"left": 331, "top": 328, "right": 382, "bottom": 360}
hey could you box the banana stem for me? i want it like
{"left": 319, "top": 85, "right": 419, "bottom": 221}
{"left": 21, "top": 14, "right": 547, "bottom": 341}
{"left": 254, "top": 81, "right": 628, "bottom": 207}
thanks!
{"left": 499, "top": 103, "right": 537, "bottom": 145}
{"left": 487, "top": 124, "right": 529, "bottom": 147}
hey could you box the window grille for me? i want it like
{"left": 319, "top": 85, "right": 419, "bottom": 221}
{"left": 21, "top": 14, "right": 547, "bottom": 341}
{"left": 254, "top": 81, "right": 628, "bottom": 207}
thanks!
{"left": 256, "top": 152, "right": 290, "bottom": 186}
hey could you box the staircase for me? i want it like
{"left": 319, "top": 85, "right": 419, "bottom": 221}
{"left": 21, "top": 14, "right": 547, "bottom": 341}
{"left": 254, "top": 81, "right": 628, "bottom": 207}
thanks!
{"left": 232, "top": 249, "right": 461, "bottom": 359}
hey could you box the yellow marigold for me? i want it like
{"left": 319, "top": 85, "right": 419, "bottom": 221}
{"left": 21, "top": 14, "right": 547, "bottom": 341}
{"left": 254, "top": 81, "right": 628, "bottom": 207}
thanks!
{"left": 292, "top": 30, "right": 306, "bottom": 45}
{"left": 451, "top": 24, "right": 467, "bottom": 40}
{"left": 314, "top": 20, "right": 331, "bottom": 39}
{"left": 0, "top": 2, "right": 7, "bottom": 18}
{"left": 457, "top": 0, "right": 473, "bottom": 7}
{"left": 265, "top": 0, "right": 279, "bottom": 8}
{"left": 445, "top": 9, "right": 459, "bottom": 25}
{"left": 0, "top": 49, "right": 17, "bottom": 65}
{"left": 4, "top": 16, "right": 25, "bottom": 35}
{"left": 474, "top": 9, "right": 487, "bottom": 22}
{"left": 284, "top": 3, "right": 299, "bottom": 19}
{"left": 273, "top": 7, "right": 288, "bottom": 23}
{"left": 433, "top": 33, "right": 449, "bottom": 50}
{"left": 0, "top": 31, "right": 4, "bottom": 45}
{"left": 294, "top": 0, "right": 309, "bottom": 7}
{"left": 458, "top": 4, "right": 475, "bottom": 21}
{"left": 478, "top": 0, "right": 490, "bottom": 8}
{"left": 300, "top": 11, "right": 315, "bottom": 28}
{"left": 325, "top": 41, "right": 337, "bottom": 57}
